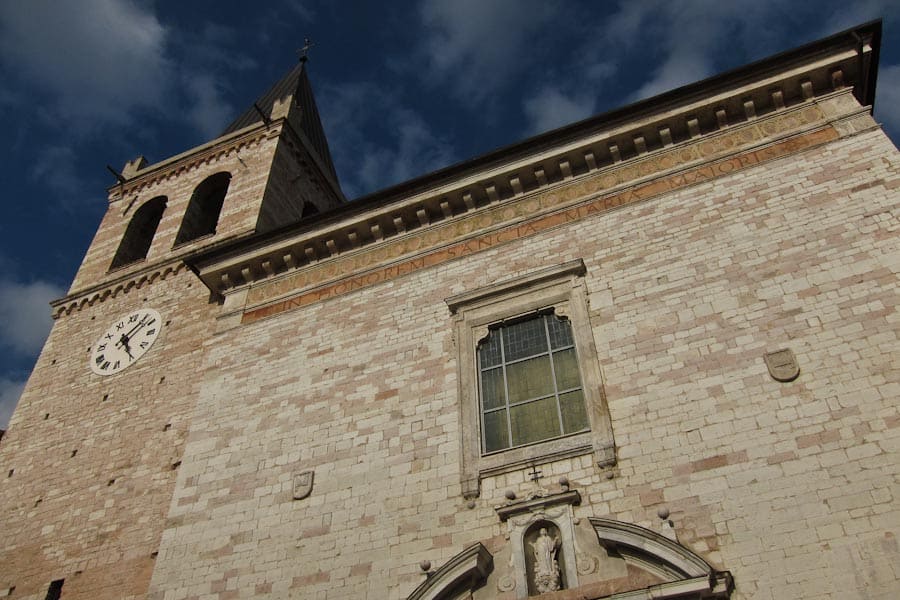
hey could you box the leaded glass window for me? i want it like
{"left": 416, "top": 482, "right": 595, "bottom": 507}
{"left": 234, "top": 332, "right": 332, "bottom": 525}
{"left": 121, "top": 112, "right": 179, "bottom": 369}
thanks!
{"left": 477, "top": 313, "right": 590, "bottom": 453}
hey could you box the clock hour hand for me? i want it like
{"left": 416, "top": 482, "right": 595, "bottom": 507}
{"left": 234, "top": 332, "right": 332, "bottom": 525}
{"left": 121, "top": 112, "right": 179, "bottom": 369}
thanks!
{"left": 118, "top": 334, "right": 135, "bottom": 360}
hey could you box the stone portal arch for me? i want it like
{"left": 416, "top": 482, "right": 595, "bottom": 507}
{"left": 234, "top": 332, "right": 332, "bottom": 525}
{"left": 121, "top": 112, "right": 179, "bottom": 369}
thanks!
{"left": 405, "top": 543, "right": 492, "bottom": 600}
{"left": 588, "top": 518, "right": 733, "bottom": 599}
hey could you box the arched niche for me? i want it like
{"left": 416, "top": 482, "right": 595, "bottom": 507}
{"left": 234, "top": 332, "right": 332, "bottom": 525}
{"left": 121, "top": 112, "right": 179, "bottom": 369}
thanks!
{"left": 524, "top": 520, "right": 567, "bottom": 595}
{"left": 109, "top": 196, "right": 167, "bottom": 270}
{"left": 490, "top": 490, "right": 732, "bottom": 599}
{"left": 174, "top": 172, "right": 231, "bottom": 246}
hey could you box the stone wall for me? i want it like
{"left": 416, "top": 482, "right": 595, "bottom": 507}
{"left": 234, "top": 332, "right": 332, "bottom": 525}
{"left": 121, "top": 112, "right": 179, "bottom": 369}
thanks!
{"left": 147, "top": 124, "right": 899, "bottom": 599}
{"left": 0, "top": 268, "right": 218, "bottom": 598}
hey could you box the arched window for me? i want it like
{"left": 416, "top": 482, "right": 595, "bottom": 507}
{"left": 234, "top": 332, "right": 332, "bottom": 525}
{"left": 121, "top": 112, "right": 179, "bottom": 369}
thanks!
{"left": 109, "top": 196, "right": 167, "bottom": 270}
{"left": 477, "top": 312, "right": 589, "bottom": 453}
{"left": 174, "top": 172, "right": 231, "bottom": 246}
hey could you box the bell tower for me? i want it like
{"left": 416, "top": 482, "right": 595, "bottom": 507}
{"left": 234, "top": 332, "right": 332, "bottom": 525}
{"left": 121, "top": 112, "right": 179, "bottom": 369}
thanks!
{"left": 0, "top": 61, "right": 342, "bottom": 598}
{"left": 70, "top": 60, "right": 344, "bottom": 295}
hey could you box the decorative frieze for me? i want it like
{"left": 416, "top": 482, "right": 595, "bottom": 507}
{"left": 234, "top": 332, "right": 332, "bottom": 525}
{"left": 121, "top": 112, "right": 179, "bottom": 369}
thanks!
{"left": 241, "top": 110, "right": 843, "bottom": 324}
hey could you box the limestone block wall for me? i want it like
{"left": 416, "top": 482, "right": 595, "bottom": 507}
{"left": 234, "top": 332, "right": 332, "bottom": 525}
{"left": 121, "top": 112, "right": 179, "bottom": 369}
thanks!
{"left": 0, "top": 268, "right": 219, "bottom": 599}
{"left": 148, "top": 126, "right": 899, "bottom": 599}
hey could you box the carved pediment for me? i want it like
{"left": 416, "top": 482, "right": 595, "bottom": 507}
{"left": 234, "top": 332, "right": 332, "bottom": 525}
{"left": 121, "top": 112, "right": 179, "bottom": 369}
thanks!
{"left": 407, "top": 515, "right": 732, "bottom": 600}
{"left": 584, "top": 518, "right": 732, "bottom": 599}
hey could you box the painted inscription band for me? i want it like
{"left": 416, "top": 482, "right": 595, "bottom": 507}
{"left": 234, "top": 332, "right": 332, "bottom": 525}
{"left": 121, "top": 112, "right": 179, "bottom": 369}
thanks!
{"left": 246, "top": 107, "right": 825, "bottom": 308}
{"left": 243, "top": 125, "right": 838, "bottom": 324}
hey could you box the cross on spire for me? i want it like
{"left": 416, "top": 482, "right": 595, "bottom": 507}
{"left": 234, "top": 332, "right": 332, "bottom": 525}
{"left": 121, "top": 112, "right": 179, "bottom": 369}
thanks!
{"left": 298, "top": 38, "right": 315, "bottom": 63}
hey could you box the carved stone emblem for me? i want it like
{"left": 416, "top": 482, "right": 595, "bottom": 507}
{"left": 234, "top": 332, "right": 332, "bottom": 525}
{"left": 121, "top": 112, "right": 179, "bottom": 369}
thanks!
{"left": 575, "top": 552, "right": 597, "bottom": 575}
{"left": 496, "top": 575, "right": 515, "bottom": 592}
{"left": 292, "top": 470, "right": 314, "bottom": 500}
{"left": 764, "top": 348, "right": 800, "bottom": 382}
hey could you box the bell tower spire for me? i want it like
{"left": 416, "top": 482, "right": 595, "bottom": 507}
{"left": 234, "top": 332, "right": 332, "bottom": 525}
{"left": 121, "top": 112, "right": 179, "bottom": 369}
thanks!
{"left": 64, "top": 54, "right": 344, "bottom": 296}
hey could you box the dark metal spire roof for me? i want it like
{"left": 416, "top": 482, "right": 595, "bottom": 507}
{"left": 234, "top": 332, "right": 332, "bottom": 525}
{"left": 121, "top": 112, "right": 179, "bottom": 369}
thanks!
{"left": 221, "top": 62, "right": 339, "bottom": 183}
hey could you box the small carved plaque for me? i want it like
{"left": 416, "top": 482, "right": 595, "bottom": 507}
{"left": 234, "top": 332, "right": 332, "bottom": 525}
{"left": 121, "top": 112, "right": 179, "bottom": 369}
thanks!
{"left": 764, "top": 348, "right": 799, "bottom": 382}
{"left": 292, "top": 470, "right": 314, "bottom": 500}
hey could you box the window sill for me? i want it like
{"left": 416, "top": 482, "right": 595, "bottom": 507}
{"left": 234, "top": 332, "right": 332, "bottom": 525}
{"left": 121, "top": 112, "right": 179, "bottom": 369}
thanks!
{"left": 478, "top": 431, "right": 614, "bottom": 480}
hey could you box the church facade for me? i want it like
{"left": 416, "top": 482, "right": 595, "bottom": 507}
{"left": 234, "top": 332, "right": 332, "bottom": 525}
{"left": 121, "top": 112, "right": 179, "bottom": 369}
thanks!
{"left": 0, "top": 21, "right": 897, "bottom": 600}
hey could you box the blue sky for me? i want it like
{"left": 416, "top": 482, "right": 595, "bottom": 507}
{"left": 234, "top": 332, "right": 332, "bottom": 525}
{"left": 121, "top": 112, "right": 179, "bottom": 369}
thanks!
{"left": 0, "top": 0, "right": 898, "bottom": 428}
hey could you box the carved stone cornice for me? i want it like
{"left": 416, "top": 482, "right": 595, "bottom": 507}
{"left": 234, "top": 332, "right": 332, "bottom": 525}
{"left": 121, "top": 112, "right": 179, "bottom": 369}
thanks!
{"left": 50, "top": 261, "right": 188, "bottom": 318}
{"left": 184, "top": 24, "right": 879, "bottom": 325}
{"left": 230, "top": 100, "right": 865, "bottom": 326}
{"left": 107, "top": 121, "right": 281, "bottom": 203}
{"left": 445, "top": 260, "right": 586, "bottom": 315}
{"left": 495, "top": 490, "right": 582, "bottom": 522}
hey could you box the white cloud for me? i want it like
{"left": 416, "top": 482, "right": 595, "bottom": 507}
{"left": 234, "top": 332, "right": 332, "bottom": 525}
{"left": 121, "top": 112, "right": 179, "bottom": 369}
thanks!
{"left": 285, "top": 0, "right": 316, "bottom": 22}
{"left": 523, "top": 88, "right": 596, "bottom": 134}
{"left": 0, "top": 1, "right": 257, "bottom": 141}
{"left": 604, "top": 0, "right": 731, "bottom": 102}
{"left": 0, "top": 280, "right": 63, "bottom": 356}
{"left": 630, "top": 50, "right": 714, "bottom": 101}
{"left": 0, "top": 0, "right": 171, "bottom": 127}
{"left": 183, "top": 75, "right": 235, "bottom": 140}
{"left": 817, "top": 0, "right": 899, "bottom": 38}
{"left": 598, "top": 0, "right": 899, "bottom": 106}
{"left": 30, "top": 145, "right": 83, "bottom": 197}
{"left": 596, "top": 0, "right": 813, "bottom": 103}
{"left": 179, "top": 22, "right": 258, "bottom": 73}
{"left": 0, "top": 377, "right": 25, "bottom": 430}
{"left": 417, "top": 0, "right": 560, "bottom": 104}
{"left": 319, "top": 81, "right": 457, "bottom": 198}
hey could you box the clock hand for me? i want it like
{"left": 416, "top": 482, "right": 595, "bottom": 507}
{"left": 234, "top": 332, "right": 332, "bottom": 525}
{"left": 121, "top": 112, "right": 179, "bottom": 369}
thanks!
{"left": 117, "top": 316, "right": 149, "bottom": 346}
{"left": 119, "top": 334, "right": 135, "bottom": 359}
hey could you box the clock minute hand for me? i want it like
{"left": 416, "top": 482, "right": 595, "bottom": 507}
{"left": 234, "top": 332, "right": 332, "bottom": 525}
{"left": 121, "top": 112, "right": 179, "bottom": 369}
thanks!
{"left": 118, "top": 316, "right": 149, "bottom": 345}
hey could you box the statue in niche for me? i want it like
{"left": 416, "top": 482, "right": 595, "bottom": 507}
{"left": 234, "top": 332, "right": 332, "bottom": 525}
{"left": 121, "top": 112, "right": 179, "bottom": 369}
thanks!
{"left": 530, "top": 527, "right": 561, "bottom": 593}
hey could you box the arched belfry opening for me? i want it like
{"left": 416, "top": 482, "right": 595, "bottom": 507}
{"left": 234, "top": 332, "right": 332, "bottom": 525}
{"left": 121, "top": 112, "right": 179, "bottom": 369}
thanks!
{"left": 300, "top": 201, "right": 319, "bottom": 219}
{"left": 174, "top": 172, "right": 231, "bottom": 246}
{"left": 109, "top": 196, "right": 167, "bottom": 270}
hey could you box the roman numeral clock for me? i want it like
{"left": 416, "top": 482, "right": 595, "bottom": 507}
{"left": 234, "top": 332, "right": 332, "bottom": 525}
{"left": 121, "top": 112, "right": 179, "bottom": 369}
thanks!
{"left": 90, "top": 308, "right": 163, "bottom": 375}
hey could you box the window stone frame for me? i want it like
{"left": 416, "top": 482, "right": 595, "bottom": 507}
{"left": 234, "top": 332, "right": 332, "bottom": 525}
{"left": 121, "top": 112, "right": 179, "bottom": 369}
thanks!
{"left": 446, "top": 260, "right": 616, "bottom": 499}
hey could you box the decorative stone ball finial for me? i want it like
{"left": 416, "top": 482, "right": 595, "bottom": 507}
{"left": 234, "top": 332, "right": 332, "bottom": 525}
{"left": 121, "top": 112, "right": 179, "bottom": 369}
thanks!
{"left": 558, "top": 476, "right": 570, "bottom": 489}
{"left": 505, "top": 489, "right": 517, "bottom": 500}
{"left": 419, "top": 560, "right": 432, "bottom": 573}
{"left": 657, "top": 506, "right": 678, "bottom": 542}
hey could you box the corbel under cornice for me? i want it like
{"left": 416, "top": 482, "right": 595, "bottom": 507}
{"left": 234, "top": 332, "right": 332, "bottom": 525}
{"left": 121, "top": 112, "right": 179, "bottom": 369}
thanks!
{"left": 187, "top": 19, "right": 880, "bottom": 304}
{"left": 50, "top": 261, "right": 189, "bottom": 318}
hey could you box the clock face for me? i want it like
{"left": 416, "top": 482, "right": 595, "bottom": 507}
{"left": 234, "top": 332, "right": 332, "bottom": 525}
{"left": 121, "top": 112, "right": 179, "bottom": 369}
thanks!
{"left": 90, "top": 308, "right": 162, "bottom": 376}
